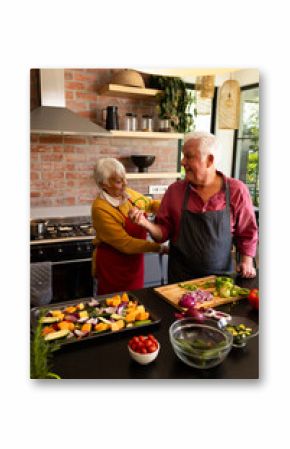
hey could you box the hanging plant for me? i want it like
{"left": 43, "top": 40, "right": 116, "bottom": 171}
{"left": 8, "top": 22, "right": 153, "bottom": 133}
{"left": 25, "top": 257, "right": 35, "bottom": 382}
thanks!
{"left": 150, "top": 75, "right": 195, "bottom": 133}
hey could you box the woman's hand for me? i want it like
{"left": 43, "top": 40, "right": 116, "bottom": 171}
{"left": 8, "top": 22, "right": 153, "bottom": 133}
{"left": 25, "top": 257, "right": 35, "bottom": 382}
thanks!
{"left": 128, "top": 207, "right": 149, "bottom": 228}
{"left": 129, "top": 206, "right": 163, "bottom": 241}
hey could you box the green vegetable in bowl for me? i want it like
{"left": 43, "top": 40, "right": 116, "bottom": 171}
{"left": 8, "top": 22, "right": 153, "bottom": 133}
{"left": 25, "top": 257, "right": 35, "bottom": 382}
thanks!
{"left": 225, "top": 323, "right": 253, "bottom": 345}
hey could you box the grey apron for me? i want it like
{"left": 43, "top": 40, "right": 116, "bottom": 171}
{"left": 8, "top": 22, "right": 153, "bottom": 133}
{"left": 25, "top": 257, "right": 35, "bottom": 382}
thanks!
{"left": 168, "top": 181, "right": 233, "bottom": 283}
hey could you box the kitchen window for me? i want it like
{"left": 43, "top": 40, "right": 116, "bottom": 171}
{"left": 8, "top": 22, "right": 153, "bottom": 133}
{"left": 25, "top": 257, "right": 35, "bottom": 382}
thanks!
{"left": 232, "top": 84, "right": 259, "bottom": 207}
{"left": 178, "top": 84, "right": 217, "bottom": 174}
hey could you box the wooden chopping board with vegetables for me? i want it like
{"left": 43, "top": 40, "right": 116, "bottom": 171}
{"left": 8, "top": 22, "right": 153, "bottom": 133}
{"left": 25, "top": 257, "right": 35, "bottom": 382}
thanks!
{"left": 154, "top": 275, "right": 250, "bottom": 311}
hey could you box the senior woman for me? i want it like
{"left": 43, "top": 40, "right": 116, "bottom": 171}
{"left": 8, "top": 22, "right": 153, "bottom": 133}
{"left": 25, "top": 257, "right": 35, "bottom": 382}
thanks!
{"left": 91, "top": 157, "right": 163, "bottom": 295}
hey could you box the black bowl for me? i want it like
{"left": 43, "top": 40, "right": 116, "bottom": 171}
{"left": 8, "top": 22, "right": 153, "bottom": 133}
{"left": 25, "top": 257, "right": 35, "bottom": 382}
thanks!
{"left": 131, "top": 155, "right": 155, "bottom": 172}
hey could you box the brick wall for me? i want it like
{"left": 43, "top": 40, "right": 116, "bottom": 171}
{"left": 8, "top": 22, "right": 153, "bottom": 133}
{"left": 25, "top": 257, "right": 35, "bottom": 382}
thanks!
{"left": 30, "top": 69, "right": 179, "bottom": 208}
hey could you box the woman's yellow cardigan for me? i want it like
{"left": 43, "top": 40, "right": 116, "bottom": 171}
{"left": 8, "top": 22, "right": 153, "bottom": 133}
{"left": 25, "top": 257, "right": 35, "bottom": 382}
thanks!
{"left": 91, "top": 188, "right": 161, "bottom": 276}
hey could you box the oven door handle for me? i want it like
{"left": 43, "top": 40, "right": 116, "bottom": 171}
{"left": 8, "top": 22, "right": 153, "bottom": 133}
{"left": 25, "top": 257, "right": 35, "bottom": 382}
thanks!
{"left": 51, "top": 258, "right": 92, "bottom": 266}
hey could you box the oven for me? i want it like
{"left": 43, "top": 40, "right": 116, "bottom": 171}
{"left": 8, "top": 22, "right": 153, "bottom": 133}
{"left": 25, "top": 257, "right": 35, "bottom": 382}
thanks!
{"left": 30, "top": 217, "right": 95, "bottom": 304}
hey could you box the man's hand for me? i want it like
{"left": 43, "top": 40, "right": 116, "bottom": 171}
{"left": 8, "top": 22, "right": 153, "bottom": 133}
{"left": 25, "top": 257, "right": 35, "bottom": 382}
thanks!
{"left": 236, "top": 255, "right": 256, "bottom": 278}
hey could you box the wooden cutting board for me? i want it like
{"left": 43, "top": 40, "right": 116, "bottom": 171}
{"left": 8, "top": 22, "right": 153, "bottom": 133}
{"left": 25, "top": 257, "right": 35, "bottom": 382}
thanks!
{"left": 154, "top": 275, "right": 244, "bottom": 310}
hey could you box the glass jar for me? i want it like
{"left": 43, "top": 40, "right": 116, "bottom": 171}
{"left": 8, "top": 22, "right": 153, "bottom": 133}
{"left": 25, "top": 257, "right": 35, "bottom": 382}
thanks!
{"left": 159, "top": 117, "right": 171, "bottom": 132}
{"left": 141, "top": 114, "right": 153, "bottom": 132}
{"left": 125, "top": 113, "right": 137, "bottom": 131}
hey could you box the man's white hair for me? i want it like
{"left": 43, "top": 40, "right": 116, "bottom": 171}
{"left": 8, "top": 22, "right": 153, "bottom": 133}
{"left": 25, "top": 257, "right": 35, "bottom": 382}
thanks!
{"left": 93, "top": 157, "right": 126, "bottom": 186}
{"left": 184, "top": 131, "right": 221, "bottom": 162}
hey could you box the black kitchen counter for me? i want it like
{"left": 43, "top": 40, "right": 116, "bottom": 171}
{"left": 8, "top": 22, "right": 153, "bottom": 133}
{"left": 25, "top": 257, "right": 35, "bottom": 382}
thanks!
{"left": 51, "top": 274, "right": 259, "bottom": 379}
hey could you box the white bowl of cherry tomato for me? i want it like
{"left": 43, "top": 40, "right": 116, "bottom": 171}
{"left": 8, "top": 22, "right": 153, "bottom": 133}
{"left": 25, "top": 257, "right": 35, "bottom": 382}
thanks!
{"left": 128, "top": 334, "right": 160, "bottom": 365}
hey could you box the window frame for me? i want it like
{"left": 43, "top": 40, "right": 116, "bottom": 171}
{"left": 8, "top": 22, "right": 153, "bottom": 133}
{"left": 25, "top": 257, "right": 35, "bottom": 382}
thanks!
{"left": 231, "top": 83, "right": 259, "bottom": 178}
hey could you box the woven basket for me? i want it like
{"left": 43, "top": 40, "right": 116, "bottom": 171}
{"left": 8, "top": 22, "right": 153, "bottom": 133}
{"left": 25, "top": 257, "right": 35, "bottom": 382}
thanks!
{"left": 111, "top": 69, "right": 145, "bottom": 88}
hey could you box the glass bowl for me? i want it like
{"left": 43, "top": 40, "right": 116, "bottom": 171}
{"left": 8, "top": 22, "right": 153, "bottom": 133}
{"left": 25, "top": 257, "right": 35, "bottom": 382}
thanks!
{"left": 169, "top": 318, "right": 233, "bottom": 369}
{"left": 220, "top": 316, "right": 259, "bottom": 348}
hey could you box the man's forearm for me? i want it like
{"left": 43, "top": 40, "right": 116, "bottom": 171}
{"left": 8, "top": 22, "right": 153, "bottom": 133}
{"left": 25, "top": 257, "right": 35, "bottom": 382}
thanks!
{"left": 144, "top": 221, "right": 163, "bottom": 241}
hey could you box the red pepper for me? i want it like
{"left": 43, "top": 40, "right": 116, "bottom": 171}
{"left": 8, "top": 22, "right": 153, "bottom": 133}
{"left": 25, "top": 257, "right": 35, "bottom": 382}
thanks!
{"left": 248, "top": 288, "right": 259, "bottom": 310}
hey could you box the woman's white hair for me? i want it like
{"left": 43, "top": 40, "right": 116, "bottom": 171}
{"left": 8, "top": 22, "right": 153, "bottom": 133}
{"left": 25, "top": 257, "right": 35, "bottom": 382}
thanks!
{"left": 184, "top": 131, "right": 221, "bottom": 163}
{"left": 93, "top": 158, "right": 126, "bottom": 186}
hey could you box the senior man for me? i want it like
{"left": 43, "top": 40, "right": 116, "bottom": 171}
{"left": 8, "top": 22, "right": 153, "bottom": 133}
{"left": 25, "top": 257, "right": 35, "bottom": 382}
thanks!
{"left": 129, "top": 131, "right": 258, "bottom": 283}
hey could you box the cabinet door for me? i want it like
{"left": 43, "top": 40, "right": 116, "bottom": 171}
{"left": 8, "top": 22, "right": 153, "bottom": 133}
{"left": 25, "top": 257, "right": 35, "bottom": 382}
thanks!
{"left": 144, "top": 253, "right": 162, "bottom": 287}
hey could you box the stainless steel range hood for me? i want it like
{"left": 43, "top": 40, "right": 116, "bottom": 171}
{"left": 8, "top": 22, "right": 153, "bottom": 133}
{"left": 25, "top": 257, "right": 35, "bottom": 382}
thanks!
{"left": 30, "top": 69, "right": 109, "bottom": 136}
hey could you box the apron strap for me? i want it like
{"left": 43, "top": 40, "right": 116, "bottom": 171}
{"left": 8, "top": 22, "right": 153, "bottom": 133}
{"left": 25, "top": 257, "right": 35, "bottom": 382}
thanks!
{"left": 182, "top": 184, "right": 191, "bottom": 210}
{"left": 183, "top": 177, "right": 231, "bottom": 211}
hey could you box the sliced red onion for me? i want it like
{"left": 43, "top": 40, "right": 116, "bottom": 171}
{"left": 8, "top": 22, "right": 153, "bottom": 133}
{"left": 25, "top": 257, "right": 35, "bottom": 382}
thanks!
{"left": 179, "top": 289, "right": 213, "bottom": 308}
{"left": 64, "top": 314, "right": 78, "bottom": 323}
{"left": 117, "top": 304, "right": 126, "bottom": 315}
{"left": 185, "top": 306, "right": 205, "bottom": 322}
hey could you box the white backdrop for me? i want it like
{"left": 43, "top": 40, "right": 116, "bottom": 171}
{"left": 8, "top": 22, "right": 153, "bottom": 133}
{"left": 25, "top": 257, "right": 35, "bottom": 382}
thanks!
{"left": 1, "top": 1, "right": 288, "bottom": 448}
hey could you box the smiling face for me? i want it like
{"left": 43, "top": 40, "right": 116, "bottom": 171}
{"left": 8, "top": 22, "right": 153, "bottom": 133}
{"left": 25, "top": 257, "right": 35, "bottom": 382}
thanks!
{"left": 102, "top": 175, "right": 127, "bottom": 198}
{"left": 181, "top": 139, "right": 212, "bottom": 186}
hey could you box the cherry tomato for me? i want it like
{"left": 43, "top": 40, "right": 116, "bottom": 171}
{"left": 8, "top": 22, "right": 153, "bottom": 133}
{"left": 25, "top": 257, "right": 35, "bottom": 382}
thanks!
{"left": 147, "top": 345, "right": 156, "bottom": 353}
{"left": 129, "top": 334, "right": 159, "bottom": 354}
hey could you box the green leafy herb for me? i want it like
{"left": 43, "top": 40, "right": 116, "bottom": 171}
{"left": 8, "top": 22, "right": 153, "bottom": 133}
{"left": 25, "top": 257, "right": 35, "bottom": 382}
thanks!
{"left": 30, "top": 309, "right": 61, "bottom": 379}
{"left": 178, "top": 283, "right": 198, "bottom": 291}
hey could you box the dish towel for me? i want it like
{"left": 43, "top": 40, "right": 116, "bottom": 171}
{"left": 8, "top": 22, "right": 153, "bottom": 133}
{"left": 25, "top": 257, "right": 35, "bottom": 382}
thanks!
{"left": 30, "top": 262, "right": 52, "bottom": 307}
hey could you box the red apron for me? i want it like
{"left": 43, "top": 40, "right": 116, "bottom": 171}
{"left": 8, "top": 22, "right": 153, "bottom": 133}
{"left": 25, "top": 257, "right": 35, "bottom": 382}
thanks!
{"left": 95, "top": 207, "right": 147, "bottom": 295}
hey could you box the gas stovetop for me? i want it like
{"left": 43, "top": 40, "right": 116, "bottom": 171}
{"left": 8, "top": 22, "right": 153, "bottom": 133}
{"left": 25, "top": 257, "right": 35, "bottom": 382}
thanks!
{"left": 30, "top": 216, "right": 95, "bottom": 244}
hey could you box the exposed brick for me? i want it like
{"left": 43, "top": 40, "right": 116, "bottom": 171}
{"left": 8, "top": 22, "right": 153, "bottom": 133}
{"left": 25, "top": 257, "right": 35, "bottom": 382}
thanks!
{"left": 39, "top": 135, "right": 63, "bottom": 144}
{"left": 65, "top": 172, "right": 89, "bottom": 180}
{"left": 64, "top": 153, "right": 87, "bottom": 163}
{"left": 65, "top": 91, "right": 74, "bottom": 100}
{"left": 66, "top": 100, "right": 87, "bottom": 112}
{"left": 65, "top": 81, "right": 86, "bottom": 91}
{"left": 31, "top": 144, "right": 52, "bottom": 153}
{"left": 42, "top": 171, "right": 64, "bottom": 180}
{"left": 31, "top": 134, "right": 39, "bottom": 142}
{"left": 64, "top": 71, "right": 73, "bottom": 80}
{"left": 74, "top": 72, "right": 99, "bottom": 82}
{"left": 64, "top": 136, "right": 87, "bottom": 145}
{"left": 31, "top": 68, "right": 180, "bottom": 208}
{"left": 53, "top": 145, "right": 64, "bottom": 153}
{"left": 42, "top": 154, "right": 63, "bottom": 162}
{"left": 31, "top": 172, "right": 40, "bottom": 181}
{"left": 76, "top": 92, "right": 97, "bottom": 101}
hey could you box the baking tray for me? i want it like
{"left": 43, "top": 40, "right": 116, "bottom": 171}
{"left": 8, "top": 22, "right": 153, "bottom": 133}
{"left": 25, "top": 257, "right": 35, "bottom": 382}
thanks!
{"left": 30, "top": 293, "right": 161, "bottom": 346}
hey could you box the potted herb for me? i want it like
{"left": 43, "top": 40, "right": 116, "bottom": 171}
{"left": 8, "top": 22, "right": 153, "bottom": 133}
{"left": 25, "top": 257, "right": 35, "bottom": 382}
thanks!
{"left": 150, "top": 75, "right": 195, "bottom": 133}
{"left": 30, "top": 310, "right": 61, "bottom": 379}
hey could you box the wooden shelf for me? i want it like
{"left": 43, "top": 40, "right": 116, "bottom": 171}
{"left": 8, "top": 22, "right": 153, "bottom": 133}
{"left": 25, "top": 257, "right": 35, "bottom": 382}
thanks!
{"left": 98, "top": 83, "right": 162, "bottom": 99}
{"left": 109, "top": 130, "right": 183, "bottom": 139}
{"left": 126, "top": 172, "right": 181, "bottom": 180}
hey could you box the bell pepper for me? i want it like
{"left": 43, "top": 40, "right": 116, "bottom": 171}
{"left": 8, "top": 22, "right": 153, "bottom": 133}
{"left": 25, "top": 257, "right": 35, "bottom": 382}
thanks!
{"left": 248, "top": 288, "right": 259, "bottom": 310}
{"left": 215, "top": 276, "right": 234, "bottom": 289}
